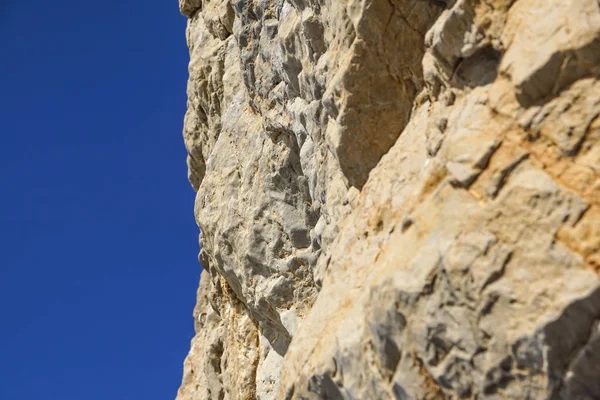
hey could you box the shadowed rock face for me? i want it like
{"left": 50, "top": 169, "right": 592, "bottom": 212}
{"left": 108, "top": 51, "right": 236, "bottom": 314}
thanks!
{"left": 175, "top": 0, "right": 600, "bottom": 399}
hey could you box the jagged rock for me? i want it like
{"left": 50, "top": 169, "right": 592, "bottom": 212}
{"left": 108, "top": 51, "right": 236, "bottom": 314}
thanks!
{"left": 176, "top": 0, "right": 600, "bottom": 399}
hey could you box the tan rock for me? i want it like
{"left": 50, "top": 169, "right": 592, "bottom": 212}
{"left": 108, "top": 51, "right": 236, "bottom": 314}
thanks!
{"left": 175, "top": 0, "right": 600, "bottom": 399}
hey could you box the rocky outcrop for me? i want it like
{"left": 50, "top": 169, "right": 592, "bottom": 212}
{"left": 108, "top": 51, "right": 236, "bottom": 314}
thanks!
{"left": 175, "top": 0, "right": 600, "bottom": 399}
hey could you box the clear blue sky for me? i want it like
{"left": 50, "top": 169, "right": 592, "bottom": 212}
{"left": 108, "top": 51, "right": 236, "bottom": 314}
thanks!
{"left": 0, "top": 1, "right": 201, "bottom": 399}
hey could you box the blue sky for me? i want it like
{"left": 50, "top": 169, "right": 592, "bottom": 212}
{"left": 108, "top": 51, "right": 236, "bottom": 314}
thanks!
{"left": 0, "top": 1, "right": 201, "bottom": 399}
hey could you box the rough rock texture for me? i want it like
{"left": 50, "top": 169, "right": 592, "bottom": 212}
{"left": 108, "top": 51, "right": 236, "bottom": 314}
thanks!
{"left": 175, "top": 0, "right": 600, "bottom": 399}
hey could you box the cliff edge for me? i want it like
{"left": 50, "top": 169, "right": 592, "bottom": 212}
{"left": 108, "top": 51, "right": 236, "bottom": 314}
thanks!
{"left": 175, "top": 0, "right": 600, "bottom": 398}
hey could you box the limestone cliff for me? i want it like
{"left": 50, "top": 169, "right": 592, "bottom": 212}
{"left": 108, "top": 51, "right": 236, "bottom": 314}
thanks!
{"left": 175, "top": 0, "right": 600, "bottom": 398}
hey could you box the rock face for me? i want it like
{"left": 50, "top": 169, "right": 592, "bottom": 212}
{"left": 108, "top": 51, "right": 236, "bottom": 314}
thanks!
{"left": 175, "top": 0, "right": 600, "bottom": 399}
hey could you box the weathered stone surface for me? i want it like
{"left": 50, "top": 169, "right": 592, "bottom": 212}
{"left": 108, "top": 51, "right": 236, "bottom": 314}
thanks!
{"left": 176, "top": 0, "right": 600, "bottom": 399}
{"left": 179, "top": 0, "right": 203, "bottom": 17}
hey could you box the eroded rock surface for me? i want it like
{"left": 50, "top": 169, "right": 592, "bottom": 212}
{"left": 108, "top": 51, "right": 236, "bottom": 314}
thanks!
{"left": 176, "top": 0, "right": 600, "bottom": 399}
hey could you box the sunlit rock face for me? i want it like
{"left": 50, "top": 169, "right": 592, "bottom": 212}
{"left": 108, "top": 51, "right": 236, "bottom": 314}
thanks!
{"left": 175, "top": 0, "right": 600, "bottom": 399}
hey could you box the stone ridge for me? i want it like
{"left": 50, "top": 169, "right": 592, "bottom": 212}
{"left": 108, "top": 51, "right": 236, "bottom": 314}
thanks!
{"left": 175, "top": 0, "right": 600, "bottom": 399}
